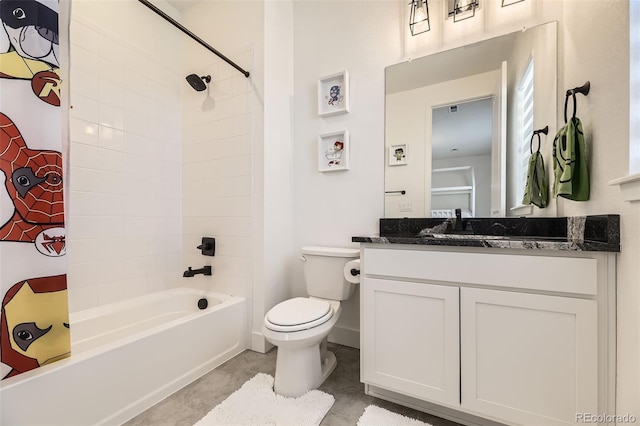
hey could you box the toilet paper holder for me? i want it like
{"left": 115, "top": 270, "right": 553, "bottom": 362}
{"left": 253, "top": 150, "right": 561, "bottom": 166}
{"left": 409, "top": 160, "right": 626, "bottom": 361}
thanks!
{"left": 350, "top": 268, "right": 360, "bottom": 276}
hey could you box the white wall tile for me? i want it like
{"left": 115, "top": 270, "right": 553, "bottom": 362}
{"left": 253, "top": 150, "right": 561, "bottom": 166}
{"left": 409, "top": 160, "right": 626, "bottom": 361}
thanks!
{"left": 71, "top": 20, "right": 98, "bottom": 52}
{"left": 68, "top": 215, "right": 100, "bottom": 240}
{"left": 71, "top": 45, "right": 99, "bottom": 76}
{"left": 98, "top": 148, "right": 124, "bottom": 172}
{"left": 70, "top": 119, "right": 99, "bottom": 146}
{"left": 125, "top": 133, "right": 150, "bottom": 156}
{"left": 71, "top": 68, "right": 99, "bottom": 99}
{"left": 98, "top": 57, "right": 125, "bottom": 87}
{"left": 68, "top": 285, "right": 99, "bottom": 312}
{"left": 70, "top": 94, "right": 99, "bottom": 123}
{"left": 69, "top": 191, "right": 101, "bottom": 216}
{"left": 98, "top": 216, "right": 126, "bottom": 238}
{"left": 99, "top": 79, "right": 125, "bottom": 108}
{"left": 99, "top": 126, "right": 125, "bottom": 151}
{"left": 68, "top": 261, "right": 99, "bottom": 288}
{"left": 98, "top": 34, "right": 125, "bottom": 67}
{"left": 99, "top": 104, "right": 125, "bottom": 130}
{"left": 124, "top": 110, "right": 149, "bottom": 135}
{"left": 70, "top": 167, "right": 100, "bottom": 192}
{"left": 70, "top": 143, "right": 99, "bottom": 171}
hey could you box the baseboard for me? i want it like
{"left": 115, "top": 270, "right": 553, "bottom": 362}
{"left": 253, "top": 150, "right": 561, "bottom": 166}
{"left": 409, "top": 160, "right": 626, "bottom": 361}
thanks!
{"left": 328, "top": 326, "right": 360, "bottom": 349}
{"left": 251, "top": 331, "right": 274, "bottom": 354}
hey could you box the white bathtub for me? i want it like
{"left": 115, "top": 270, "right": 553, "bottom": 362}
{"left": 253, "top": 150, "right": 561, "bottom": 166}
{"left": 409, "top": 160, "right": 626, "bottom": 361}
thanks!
{"left": 0, "top": 288, "right": 248, "bottom": 425}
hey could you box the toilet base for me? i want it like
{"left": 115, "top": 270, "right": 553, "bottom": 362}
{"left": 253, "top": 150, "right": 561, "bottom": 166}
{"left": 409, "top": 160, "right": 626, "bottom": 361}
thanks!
{"left": 273, "top": 345, "right": 337, "bottom": 397}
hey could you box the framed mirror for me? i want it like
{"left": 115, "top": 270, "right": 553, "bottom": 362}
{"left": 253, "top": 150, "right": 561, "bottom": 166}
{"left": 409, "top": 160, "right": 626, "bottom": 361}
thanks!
{"left": 384, "top": 21, "right": 557, "bottom": 218}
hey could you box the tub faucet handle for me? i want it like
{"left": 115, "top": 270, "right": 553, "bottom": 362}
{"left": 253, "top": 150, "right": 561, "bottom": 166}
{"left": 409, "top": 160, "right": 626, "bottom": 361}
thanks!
{"left": 197, "top": 237, "right": 216, "bottom": 256}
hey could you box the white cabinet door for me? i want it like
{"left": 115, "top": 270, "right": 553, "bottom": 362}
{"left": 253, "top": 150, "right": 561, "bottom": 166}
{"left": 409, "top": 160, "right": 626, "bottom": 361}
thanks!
{"left": 362, "top": 278, "right": 460, "bottom": 406}
{"left": 460, "top": 288, "right": 598, "bottom": 425}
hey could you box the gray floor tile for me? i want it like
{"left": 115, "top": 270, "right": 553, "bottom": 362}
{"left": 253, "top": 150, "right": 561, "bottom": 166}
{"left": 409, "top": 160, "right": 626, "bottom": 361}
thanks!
{"left": 124, "top": 343, "right": 461, "bottom": 426}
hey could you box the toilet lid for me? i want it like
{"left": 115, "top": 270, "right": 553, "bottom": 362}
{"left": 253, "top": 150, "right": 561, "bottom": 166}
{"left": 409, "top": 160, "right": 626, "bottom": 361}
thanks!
{"left": 265, "top": 297, "right": 333, "bottom": 332}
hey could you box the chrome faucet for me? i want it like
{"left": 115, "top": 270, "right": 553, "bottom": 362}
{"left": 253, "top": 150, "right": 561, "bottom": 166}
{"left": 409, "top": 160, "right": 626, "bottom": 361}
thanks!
{"left": 183, "top": 266, "right": 212, "bottom": 277}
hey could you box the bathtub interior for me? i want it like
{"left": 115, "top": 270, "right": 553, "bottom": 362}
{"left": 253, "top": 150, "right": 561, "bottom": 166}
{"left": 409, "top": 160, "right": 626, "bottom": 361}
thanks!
{"left": 70, "top": 288, "right": 231, "bottom": 353}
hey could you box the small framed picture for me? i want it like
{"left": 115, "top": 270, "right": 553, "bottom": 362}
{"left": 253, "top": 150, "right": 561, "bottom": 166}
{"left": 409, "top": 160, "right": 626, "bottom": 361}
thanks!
{"left": 388, "top": 144, "right": 408, "bottom": 166}
{"left": 318, "top": 71, "right": 349, "bottom": 117}
{"left": 318, "top": 130, "right": 349, "bottom": 172}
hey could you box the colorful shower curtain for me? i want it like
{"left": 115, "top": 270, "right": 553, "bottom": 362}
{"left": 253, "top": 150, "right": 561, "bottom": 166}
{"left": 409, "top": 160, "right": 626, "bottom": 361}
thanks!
{"left": 0, "top": 0, "right": 70, "bottom": 379}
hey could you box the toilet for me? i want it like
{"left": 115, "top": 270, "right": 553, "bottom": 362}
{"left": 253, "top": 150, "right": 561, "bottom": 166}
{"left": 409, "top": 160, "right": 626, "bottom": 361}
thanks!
{"left": 262, "top": 246, "right": 360, "bottom": 397}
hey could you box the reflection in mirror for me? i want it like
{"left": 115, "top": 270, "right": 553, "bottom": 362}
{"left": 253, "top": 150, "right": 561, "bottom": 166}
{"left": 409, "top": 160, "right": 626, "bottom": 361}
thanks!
{"left": 384, "top": 22, "right": 557, "bottom": 219}
{"left": 431, "top": 98, "right": 493, "bottom": 218}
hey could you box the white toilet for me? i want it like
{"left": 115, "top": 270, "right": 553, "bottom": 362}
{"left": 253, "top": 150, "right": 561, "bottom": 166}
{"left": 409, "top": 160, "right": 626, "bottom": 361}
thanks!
{"left": 262, "top": 246, "right": 360, "bottom": 397}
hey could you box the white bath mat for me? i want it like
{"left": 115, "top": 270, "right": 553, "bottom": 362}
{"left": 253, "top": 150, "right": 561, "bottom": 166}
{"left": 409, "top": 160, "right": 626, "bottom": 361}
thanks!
{"left": 194, "top": 373, "right": 334, "bottom": 425}
{"left": 357, "top": 404, "right": 431, "bottom": 426}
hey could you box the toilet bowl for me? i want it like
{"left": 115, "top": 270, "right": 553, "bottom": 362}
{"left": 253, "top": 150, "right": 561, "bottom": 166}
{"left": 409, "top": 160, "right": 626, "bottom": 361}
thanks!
{"left": 263, "top": 297, "right": 342, "bottom": 397}
{"left": 262, "top": 246, "right": 359, "bottom": 397}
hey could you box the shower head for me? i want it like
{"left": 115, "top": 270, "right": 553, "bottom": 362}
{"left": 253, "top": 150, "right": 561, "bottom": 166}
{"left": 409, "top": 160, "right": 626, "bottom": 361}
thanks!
{"left": 186, "top": 74, "right": 211, "bottom": 92}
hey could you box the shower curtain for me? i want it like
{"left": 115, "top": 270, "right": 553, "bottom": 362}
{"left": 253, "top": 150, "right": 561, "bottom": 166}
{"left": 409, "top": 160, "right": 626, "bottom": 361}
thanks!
{"left": 0, "top": 0, "right": 70, "bottom": 379}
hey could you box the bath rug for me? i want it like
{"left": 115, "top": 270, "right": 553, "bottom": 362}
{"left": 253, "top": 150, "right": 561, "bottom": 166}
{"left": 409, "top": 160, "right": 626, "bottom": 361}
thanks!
{"left": 194, "top": 373, "right": 334, "bottom": 425}
{"left": 357, "top": 404, "right": 431, "bottom": 426}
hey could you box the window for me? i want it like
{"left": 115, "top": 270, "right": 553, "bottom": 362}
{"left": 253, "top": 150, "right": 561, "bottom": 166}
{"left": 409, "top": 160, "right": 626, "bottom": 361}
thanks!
{"left": 515, "top": 57, "right": 534, "bottom": 205}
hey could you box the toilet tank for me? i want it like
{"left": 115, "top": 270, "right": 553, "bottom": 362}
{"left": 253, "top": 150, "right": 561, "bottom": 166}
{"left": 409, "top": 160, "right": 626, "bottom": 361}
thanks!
{"left": 301, "top": 246, "right": 360, "bottom": 301}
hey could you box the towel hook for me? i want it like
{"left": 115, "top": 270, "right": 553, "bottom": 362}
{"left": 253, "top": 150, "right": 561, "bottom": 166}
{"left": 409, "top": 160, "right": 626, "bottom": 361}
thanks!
{"left": 530, "top": 126, "right": 548, "bottom": 154}
{"left": 564, "top": 81, "right": 590, "bottom": 123}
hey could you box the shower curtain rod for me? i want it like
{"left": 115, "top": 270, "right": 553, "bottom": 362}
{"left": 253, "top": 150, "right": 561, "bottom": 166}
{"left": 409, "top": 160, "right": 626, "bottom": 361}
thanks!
{"left": 137, "top": 0, "right": 250, "bottom": 78}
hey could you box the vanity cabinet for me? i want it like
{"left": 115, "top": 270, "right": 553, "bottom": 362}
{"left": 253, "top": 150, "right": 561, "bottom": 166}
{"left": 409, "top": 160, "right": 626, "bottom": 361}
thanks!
{"left": 362, "top": 278, "right": 460, "bottom": 406}
{"left": 360, "top": 245, "right": 616, "bottom": 426}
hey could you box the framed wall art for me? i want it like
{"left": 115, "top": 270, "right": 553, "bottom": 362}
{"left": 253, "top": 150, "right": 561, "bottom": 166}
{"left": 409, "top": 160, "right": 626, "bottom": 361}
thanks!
{"left": 318, "top": 130, "right": 349, "bottom": 172}
{"left": 388, "top": 144, "right": 408, "bottom": 166}
{"left": 318, "top": 71, "right": 350, "bottom": 117}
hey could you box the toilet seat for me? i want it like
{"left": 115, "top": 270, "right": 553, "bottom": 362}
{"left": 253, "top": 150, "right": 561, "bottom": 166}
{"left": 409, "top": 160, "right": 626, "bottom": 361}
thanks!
{"left": 265, "top": 297, "right": 333, "bottom": 332}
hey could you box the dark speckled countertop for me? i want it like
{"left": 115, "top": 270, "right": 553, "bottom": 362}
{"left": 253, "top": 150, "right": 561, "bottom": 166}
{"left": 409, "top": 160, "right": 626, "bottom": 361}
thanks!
{"left": 352, "top": 215, "right": 620, "bottom": 252}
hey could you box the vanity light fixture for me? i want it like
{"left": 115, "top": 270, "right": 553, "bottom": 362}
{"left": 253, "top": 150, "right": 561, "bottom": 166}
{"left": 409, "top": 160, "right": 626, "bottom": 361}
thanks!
{"left": 450, "top": 0, "right": 479, "bottom": 22}
{"left": 501, "top": 0, "right": 525, "bottom": 6}
{"left": 409, "top": 0, "right": 431, "bottom": 36}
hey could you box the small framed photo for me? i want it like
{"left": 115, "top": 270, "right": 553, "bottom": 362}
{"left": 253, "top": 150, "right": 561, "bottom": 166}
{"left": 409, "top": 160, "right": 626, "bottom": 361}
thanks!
{"left": 318, "top": 71, "right": 349, "bottom": 117}
{"left": 318, "top": 130, "right": 349, "bottom": 172}
{"left": 388, "top": 144, "right": 408, "bottom": 166}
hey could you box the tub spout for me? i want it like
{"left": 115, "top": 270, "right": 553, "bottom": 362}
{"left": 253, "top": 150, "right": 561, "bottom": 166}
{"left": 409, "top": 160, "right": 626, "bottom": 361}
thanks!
{"left": 183, "top": 266, "right": 212, "bottom": 277}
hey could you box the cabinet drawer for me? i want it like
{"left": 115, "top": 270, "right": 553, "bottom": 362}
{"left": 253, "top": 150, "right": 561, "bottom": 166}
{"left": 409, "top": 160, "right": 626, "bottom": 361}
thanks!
{"left": 363, "top": 248, "right": 597, "bottom": 295}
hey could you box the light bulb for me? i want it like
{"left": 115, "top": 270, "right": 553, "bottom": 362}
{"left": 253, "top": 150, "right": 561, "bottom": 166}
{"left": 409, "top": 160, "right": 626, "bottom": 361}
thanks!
{"left": 414, "top": 0, "right": 426, "bottom": 21}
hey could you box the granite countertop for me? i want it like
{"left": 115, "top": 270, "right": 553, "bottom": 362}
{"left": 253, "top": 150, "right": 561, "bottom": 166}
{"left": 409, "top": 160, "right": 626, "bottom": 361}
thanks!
{"left": 352, "top": 215, "right": 620, "bottom": 252}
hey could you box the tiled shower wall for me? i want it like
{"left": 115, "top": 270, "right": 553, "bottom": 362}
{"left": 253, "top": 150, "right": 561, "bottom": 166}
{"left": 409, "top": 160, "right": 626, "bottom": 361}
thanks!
{"left": 66, "top": 2, "right": 183, "bottom": 312}
{"left": 180, "top": 46, "right": 254, "bottom": 299}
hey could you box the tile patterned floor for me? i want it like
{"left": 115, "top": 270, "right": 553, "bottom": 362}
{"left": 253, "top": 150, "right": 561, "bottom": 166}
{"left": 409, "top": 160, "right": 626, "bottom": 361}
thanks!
{"left": 124, "top": 343, "right": 461, "bottom": 426}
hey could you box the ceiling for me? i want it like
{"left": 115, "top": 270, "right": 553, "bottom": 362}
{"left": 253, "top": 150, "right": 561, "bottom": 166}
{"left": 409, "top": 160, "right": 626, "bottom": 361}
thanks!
{"left": 431, "top": 97, "right": 493, "bottom": 160}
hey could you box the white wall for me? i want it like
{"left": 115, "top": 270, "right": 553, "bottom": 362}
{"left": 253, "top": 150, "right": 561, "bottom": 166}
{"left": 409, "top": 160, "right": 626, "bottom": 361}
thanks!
{"left": 292, "top": 1, "right": 403, "bottom": 347}
{"left": 555, "top": 0, "right": 640, "bottom": 418}
{"left": 67, "top": 0, "right": 182, "bottom": 312}
{"left": 257, "top": 0, "right": 295, "bottom": 351}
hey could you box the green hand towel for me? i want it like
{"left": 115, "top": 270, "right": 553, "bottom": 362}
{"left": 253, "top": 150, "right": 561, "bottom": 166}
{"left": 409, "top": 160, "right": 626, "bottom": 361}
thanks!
{"left": 522, "top": 151, "right": 549, "bottom": 208}
{"left": 552, "top": 117, "right": 590, "bottom": 201}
